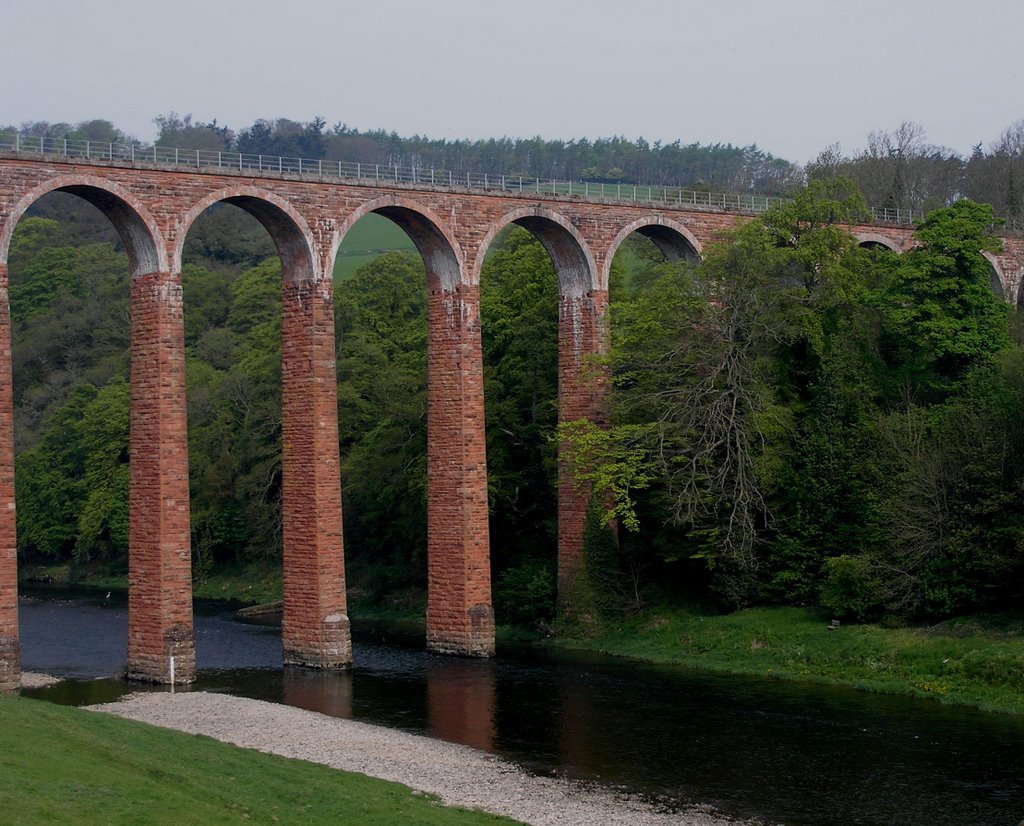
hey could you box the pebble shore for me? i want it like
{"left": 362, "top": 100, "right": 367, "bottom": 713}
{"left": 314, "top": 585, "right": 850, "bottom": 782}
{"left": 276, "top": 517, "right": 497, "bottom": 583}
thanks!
{"left": 87, "top": 690, "right": 752, "bottom": 825}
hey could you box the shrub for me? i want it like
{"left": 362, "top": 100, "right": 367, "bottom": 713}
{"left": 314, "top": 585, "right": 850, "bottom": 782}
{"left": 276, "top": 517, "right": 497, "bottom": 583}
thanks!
{"left": 820, "top": 554, "right": 882, "bottom": 620}
{"left": 494, "top": 558, "right": 555, "bottom": 627}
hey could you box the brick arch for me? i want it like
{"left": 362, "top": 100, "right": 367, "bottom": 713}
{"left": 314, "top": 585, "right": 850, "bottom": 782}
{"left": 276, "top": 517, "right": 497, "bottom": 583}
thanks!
{"left": 603, "top": 216, "right": 702, "bottom": 289}
{"left": 173, "top": 186, "right": 319, "bottom": 284}
{"left": 472, "top": 205, "right": 597, "bottom": 298}
{"left": 329, "top": 196, "right": 464, "bottom": 292}
{"left": 0, "top": 174, "right": 164, "bottom": 274}
{"left": 855, "top": 232, "right": 902, "bottom": 252}
{"left": 983, "top": 252, "right": 1006, "bottom": 300}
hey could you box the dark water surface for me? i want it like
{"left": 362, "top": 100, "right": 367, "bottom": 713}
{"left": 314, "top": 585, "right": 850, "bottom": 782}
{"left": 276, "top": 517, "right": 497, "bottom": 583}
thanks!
{"left": 18, "top": 592, "right": 1024, "bottom": 825}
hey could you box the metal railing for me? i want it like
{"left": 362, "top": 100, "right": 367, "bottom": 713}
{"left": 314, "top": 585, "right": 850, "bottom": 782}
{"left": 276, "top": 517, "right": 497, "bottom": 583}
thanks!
{"left": 0, "top": 131, "right": 786, "bottom": 215}
{"left": 868, "top": 206, "right": 923, "bottom": 225}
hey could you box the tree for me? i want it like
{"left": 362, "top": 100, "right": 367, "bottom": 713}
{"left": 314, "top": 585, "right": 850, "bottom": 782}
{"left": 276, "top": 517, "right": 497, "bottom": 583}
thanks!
{"left": 562, "top": 181, "right": 876, "bottom": 607}
{"left": 334, "top": 252, "right": 429, "bottom": 596}
{"left": 480, "top": 228, "right": 560, "bottom": 569}
{"left": 16, "top": 380, "right": 130, "bottom": 563}
{"left": 187, "top": 258, "right": 284, "bottom": 564}
{"left": 876, "top": 200, "right": 1008, "bottom": 400}
{"left": 154, "top": 113, "right": 233, "bottom": 152}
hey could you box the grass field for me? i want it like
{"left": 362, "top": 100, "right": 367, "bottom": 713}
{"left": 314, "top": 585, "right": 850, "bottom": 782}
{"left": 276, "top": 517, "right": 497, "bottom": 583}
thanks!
{"left": 333, "top": 213, "right": 415, "bottom": 280}
{"left": 0, "top": 694, "right": 518, "bottom": 825}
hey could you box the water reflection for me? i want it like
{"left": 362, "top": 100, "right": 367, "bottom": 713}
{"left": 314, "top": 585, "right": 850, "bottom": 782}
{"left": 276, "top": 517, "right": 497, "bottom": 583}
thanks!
{"left": 17, "top": 594, "right": 1024, "bottom": 826}
{"left": 426, "top": 656, "right": 496, "bottom": 751}
{"left": 558, "top": 671, "right": 600, "bottom": 780}
{"left": 283, "top": 667, "right": 352, "bottom": 718}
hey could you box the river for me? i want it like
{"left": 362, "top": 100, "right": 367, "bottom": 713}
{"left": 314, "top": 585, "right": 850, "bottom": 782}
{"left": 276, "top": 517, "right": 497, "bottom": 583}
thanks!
{"left": 17, "top": 591, "right": 1024, "bottom": 825}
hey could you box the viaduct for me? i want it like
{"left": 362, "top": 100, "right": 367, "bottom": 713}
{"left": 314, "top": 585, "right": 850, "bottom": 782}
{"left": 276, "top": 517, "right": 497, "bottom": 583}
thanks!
{"left": 0, "top": 140, "right": 1022, "bottom": 690}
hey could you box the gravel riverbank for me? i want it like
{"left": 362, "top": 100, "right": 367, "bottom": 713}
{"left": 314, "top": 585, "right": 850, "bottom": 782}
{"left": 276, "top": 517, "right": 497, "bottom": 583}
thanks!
{"left": 21, "top": 671, "right": 61, "bottom": 688}
{"left": 88, "top": 691, "right": 752, "bottom": 825}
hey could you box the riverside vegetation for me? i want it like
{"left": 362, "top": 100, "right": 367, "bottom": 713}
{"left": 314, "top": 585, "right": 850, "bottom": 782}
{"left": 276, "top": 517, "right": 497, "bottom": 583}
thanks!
{"left": 8, "top": 116, "right": 1024, "bottom": 713}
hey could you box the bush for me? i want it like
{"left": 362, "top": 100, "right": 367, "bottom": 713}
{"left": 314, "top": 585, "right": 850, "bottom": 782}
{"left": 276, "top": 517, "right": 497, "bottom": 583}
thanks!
{"left": 493, "top": 558, "right": 555, "bottom": 626}
{"left": 820, "top": 554, "right": 882, "bottom": 620}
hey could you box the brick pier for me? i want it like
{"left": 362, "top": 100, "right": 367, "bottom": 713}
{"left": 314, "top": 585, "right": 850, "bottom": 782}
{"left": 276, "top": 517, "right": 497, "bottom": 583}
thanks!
{"left": 281, "top": 275, "right": 351, "bottom": 668}
{"left": 127, "top": 270, "right": 195, "bottom": 683}
{"left": 426, "top": 283, "right": 494, "bottom": 656}
{"left": 0, "top": 263, "right": 18, "bottom": 692}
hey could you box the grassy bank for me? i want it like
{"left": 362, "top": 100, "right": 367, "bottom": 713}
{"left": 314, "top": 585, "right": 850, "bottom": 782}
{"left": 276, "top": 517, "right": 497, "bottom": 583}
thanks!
{"left": 551, "top": 604, "right": 1024, "bottom": 714}
{"left": 193, "top": 562, "right": 283, "bottom": 605}
{"left": 19, "top": 561, "right": 284, "bottom": 607}
{"left": 0, "top": 694, "right": 517, "bottom": 825}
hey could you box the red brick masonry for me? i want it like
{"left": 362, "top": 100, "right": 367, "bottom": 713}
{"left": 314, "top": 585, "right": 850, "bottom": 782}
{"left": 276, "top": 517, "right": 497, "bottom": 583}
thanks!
{"left": 127, "top": 270, "right": 195, "bottom": 683}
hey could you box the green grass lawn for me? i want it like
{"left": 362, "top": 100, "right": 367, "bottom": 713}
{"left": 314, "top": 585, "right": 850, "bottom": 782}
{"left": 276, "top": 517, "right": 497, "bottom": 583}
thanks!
{"left": 552, "top": 604, "right": 1024, "bottom": 714}
{"left": 333, "top": 213, "right": 415, "bottom": 280}
{"left": 0, "top": 694, "right": 518, "bottom": 825}
{"left": 193, "top": 561, "right": 283, "bottom": 605}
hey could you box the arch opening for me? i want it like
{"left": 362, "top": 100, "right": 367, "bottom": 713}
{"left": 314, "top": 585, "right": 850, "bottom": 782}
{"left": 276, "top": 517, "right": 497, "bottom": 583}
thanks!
{"left": 330, "top": 200, "right": 462, "bottom": 293}
{"left": 477, "top": 224, "right": 561, "bottom": 624}
{"left": 855, "top": 232, "right": 901, "bottom": 253}
{"left": 374, "top": 206, "right": 461, "bottom": 292}
{"left": 632, "top": 223, "right": 701, "bottom": 265}
{"left": 473, "top": 208, "right": 601, "bottom": 623}
{"left": 471, "top": 207, "right": 597, "bottom": 298}
{"left": 178, "top": 201, "right": 285, "bottom": 564}
{"left": 329, "top": 210, "right": 431, "bottom": 602}
{"left": 176, "top": 191, "right": 317, "bottom": 286}
{"left": 594, "top": 218, "right": 713, "bottom": 618}
{"left": 2, "top": 187, "right": 156, "bottom": 685}
{"left": 1, "top": 180, "right": 163, "bottom": 275}
{"left": 603, "top": 217, "right": 702, "bottom": 295}
{"left": 179, "top": 192, "right": 349, "bottom": 669}
{"left": 59, "top": 186, "right": 162, "bottom": 275}
{"left": 330, "top": 200, "right": 492, "bottom": 656}
{"left": 222, "top": 196, "right": 316, "bottom": 285}
{"left": 512, "top": 216, "right": 592, "bottom": 298}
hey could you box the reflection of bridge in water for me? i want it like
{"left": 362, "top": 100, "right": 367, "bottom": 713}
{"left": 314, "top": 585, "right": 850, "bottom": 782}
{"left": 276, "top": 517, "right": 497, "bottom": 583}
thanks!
{"left": 2, "top": 136, "right": 1022, "bottom": 689}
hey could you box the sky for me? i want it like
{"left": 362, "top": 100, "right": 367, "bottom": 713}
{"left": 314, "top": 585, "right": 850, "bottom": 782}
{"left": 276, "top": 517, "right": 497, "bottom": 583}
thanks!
{"left": 4, "top": 0, "right": 1022, "bottom": 165}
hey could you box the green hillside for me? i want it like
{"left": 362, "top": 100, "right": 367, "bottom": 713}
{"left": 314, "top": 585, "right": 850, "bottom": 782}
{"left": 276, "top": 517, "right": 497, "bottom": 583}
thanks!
{"left": 333, "top": 213, "right": 416, "bottom": 280}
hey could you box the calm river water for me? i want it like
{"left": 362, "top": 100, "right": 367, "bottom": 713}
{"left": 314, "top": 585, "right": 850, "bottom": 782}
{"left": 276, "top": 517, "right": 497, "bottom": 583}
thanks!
{"left": 17, "top": 591, "right": 1024, "bottom": 825}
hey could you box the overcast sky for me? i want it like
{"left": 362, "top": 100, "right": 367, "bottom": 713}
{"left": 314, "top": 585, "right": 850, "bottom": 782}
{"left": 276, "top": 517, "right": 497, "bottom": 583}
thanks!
{"left": 4, "top": 0, "right": 1022, "bottom": 165}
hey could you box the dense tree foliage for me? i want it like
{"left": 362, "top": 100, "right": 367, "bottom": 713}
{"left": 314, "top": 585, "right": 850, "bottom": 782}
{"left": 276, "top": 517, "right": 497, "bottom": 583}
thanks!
{"left": 807, "top": 120, "right": 1024, "bottom": 226}
{"left": 334, "top": 252, "right": 428, "bottom": 598}
{"left": 567, "top": 186, "right": 1024, "bottom": 620}
{"left": 480, "top": 228, "right": 561, "bottom": 621}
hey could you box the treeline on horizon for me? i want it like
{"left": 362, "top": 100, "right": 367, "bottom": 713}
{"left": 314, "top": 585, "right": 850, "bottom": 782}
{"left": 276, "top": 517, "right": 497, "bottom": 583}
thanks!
{"left": 6, "top": 114, "right": 1024, "bottom": 220}
{"left": 5, "top": 114, "right": 1024, "bottom": 630}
